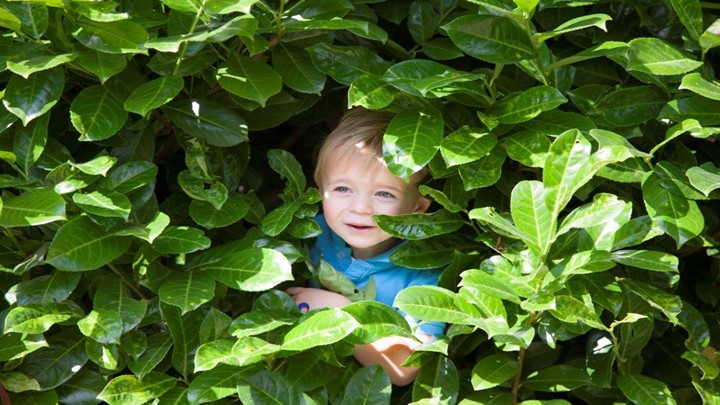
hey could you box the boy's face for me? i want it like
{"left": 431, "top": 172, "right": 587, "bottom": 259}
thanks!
{"left": 319, "top": 156, "right": 430, "bottom": 259}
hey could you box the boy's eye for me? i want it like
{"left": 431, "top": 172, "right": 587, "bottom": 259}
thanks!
{"left": 334, "top": 186, "right": 350, "bottom": 193}
{"left": 376, "top": 191, "right": 395, "bottom": 199}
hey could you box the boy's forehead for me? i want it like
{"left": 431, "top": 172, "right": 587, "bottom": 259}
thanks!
{"left": 324, "top": 157, "right": 422, "bottom": 187}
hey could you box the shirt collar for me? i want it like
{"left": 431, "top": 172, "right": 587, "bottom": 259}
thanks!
{"left": 327, "top": 224, "right": 406, "bottom": 265}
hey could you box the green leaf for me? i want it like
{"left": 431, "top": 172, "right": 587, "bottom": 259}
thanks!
{"left": 3, "top": 68, "right": 64, "bottom": 125}
{"left": 71, "top": 155, "right": 118, "bottom": 176}
{"left": 98, "top": 372, "right": 176, "bottom": 405}
{"left": 383, "top": 110, "right": 443, "bottom": 181}
{"left": 390, "top": 233, "right": 478, "bottom": 269}
{"left": 272, "top": 43, "right": 325, "bottom": 94}
{"left": 46, "top": 216, "right": 131, "bottom": 271}
{"left": 281, "top": 308, "right": 358, "bottom": 351}
{"left": 77, "top": 308, "right": 123, "bottom": 344}
{"left": 419, "top": 185, "right": 464, "bottom": 213}
{"left": 408, "top": 0, "right": 436, "bottom": 46}
{"left": 0, "top": 7, "right": 21, "bottom": 31}
{"left": 511, "top": 181, "right": 554, "bottom": 257}
{"left": 343, "top": 301, "right": 412, "bottom": 343}
{"left": 10, "top": 271, "right": 80, "bottom": 305}
{"left": 617, "top": 374, "right": 676, "bottom": 404}
{"left": 536, "top": 14, "right": 612, "bottom": 42}
{"left": 395, "top": 286, "right": 484, "bottom": 326}
{"left": 229, "top": 309, "right": 294, "bottom": 339}
{"left": 412, "top": 355, "right": 459, "bottom": 404}
{"left": 73, "top": 190, "right": 132, "bottom": 219}
{"left": 4, "top": 303, "right": 79, "bottom": 334}
{"left": 7, "top": 53, "right": 76, "bottom": 79}
{"left": 618, "top": 278, "right": 682, "bottom": 324}
{"left": 679, "top": 73, "right": 720, "bottom": 101}
{"left": 72, "top": 19, "right": 149, "bottom": 54}
{"left": 161, "top": 303, "right": 203, "bottom": 377}
{"left": 285, "top": 18, "right": 388, "bottom": 43}
{"left": 268, "top": 148, "right": 306, "bottom": 198}
{"left": 642, "top": 172, "right": 704, "bottom": 248}
{"left": 338, "top": 365, "right": 391, "bottom": 405}
{"left": 484, "top": 85, "right": 567, "bottom": 126}
{"left": 659, "top": 96, "right": 720, "bottom": 126}
{"left": 260, "top": 200, "right": 302, "bottom": 237}
{"left": 101, "top": 161, "right": 158, "bottom": 193}
{"left": 627, "top": 38, "right": 702, "bottom": 76}
{"left": 163, "top": 99, "right": 249, "bottom": 147}
{"left": 442, "top": 14, "right": 535, "bottom": 64}
{"left": 597, "top": 86, "right": 667, "bottom": 126}
{"left": 686, "top": 163, "right": 720, "bottom": 196}
{"left": 471, "top": 353, "right": 518, "bottom": 390}
{"left": 74, "top": 47, "right": 127, "bottom": 83}
{"left": 374, "top": 210, "right": 465, "bottom": 240}
{"left": 522, "top": 365, "right": 592, "bottom": 392}
{"left": 668, "top": 0, "right": 703, "bottom": 40}
{"left": 16, "top": 330, "right": 88, "bottom": 390}
{"left": 700, "top": 19, "right": 720, "bottom": 54}
{"left": 237, "top": 370, "right": 305, "bottom": 405}
{"left": 152, "top": 226, "right": 211, "bottom": 254}
{"left": 124, "top": 76, "right": 184, "bottom": 116}
{"left": 93, "top": 275, "right": 147, "bottom": 333}
{"left": 187, "top": 365, "right": 246, "bottom": 405}
{"left": 439, "top": 126, "right": 496, "bottom": 167}
{"left": 127, "top": 334, "right": 173, "bottom": 378}
{"left": 319, "top": 260, "right": 365, "bottom": 302}
{"left": 543, "top": 130, "right": 595, "bottom": 216}
{"left": 70, "top": 85, "right": 127, "bottom": 141}
{"left": 192, "top": 247, "right": 293, "bottom": 291}
{"left": 158, "top": 270, "right": 216, "bottom": 314}
{"left": 459, "top": 269, "right": 521, "bottom": 304}
{"left": 612, "top": 250, "right": 678, "bottom": 273}
{"left": 0, "top": 189, "right": 65, "bottom": 227}
{"left": 382, "top": 59, "right": 484, "bottom": 98}
{"left": 348, "top": 74, "right": 395, "bottom": 109}
{"left": 189, "top": 195, "right": 249, "bottom": 229}
{"left": 549, "top": 295, "right": 604, "bottom": 329}
{"left": 457, "top": 145, "right": 506, "bottom": 190}
{"left": 557, "top": 193, "right": 631, "bottom": 237}
{"left": 217, "top": 55, "right": 282, "bottom": 107}
{"left": 0, "top": 372, "right": 41, "bottom": 393}
{"left": 177, "top": 171, "right": 228, "bottom": 209}
{"left": 469, "top": 206, "right": 528, "bottom": 241}
{"left": 306, "top": 43, "right": 391, "bottom": 85}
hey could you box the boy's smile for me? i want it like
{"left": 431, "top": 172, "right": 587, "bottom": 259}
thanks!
{"left": 319, "top": 156, "right": 429, "bottom": 259}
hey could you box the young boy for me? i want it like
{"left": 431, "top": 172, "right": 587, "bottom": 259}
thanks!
{"left": 286, "top": 107, "right": 444, "bottom": 386}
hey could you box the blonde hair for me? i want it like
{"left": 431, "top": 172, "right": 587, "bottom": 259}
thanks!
{"left": 314, "top": 108, "right": 396, "bottom": 186}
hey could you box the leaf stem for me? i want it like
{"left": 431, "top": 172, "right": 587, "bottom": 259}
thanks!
{"left": 701, "top": 2, "right": 720, "bottom": 9}
{"left": 4, "top": 228, "right": 23, "bottom": 252}
{"left": 172, "top": 1, "right": 206, "bottom": 76}
{"left": 511, "top": 347, "right": 526, "bottom": 405}
{"left": 107, "top": 263, "right": 147, "bottom": 300}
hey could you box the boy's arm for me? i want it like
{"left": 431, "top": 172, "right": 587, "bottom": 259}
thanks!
{"left": 353, "top": 333, "right": 433, "bottom": 386}
{"left": 286, "top": 286, "right": 429, "bottom": 386}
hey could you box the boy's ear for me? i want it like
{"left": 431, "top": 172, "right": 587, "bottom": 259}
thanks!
{"left": 413, "top": 196, "right": 431, "bottom": 213}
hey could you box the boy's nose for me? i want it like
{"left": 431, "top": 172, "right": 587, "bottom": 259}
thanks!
{"left": 349, "top": 195, "right": 373, "bottom": 214}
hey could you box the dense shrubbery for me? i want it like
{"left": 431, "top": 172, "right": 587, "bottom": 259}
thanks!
{"left": 1, "top": 0, "right": 719, "bottom": 403}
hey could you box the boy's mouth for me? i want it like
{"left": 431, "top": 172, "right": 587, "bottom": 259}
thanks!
{"left": 347, "top": 223, "right": 374, "bottom": 231}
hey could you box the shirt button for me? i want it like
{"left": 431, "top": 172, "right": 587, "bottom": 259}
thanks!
{"left": 337, "top": 252, "right": 345, "bottom": 259}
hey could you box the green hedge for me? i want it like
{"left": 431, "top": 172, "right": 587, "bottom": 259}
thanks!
{"left": 1, "top": 0, "right": 719, "bottom": 404}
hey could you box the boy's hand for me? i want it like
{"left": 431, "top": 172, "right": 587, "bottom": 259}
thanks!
{"left": 286, "top": 287, "right": 352, "bottom": 312}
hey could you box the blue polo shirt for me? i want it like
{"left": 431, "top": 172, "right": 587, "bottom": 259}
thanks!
{"left": 309, "top": 215, "right": 445, "bottom": 337}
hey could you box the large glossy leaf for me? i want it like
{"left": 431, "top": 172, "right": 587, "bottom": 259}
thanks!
{"left": 395, "top": 286, "right": 484, "bottom": 326}
{"left": 158, "top": 270, "right": 216, "bottom": 314}
{"left": 98, "top": 371, "right": 176, "bottom": 405}
{"left": 70, "top": 85, "right": 127, "bottom": 141}
{"left": 152, "top": 226, "right": 211, "bottom": 254}
{"left": 617, "top": 374, "right": 676, "bottom": 404}
{"left": 16, "top": 330, "right": 88, "bottom": 390}
{"left": 618, "top": 278, "right": 682, "bottom": 324}
{"left": 412, "top": 355, "right": 459, "bottom": 404}
{"left": 260, "top": 199, "right": 302, "bottom": 237}
{"left": 10, "top": 271, "right": 80, "bottom": 305}
{"left": 557, "top": 193, "right": 631, "bottom": 237}
{"left": 627, "top": 37, "right": 702, "bottom": 76}
{"left": 389, "top": 233, "right": 478, "bottom": 269}
{"left": 597, "top": 86, "right": 666, "bottom": 126}
{"left": 642, "top": 172, "right": 704, "bottom": 248}
{"left": 306, "top": 43, "right": 392, "bottom": 85}
{"left": 456, "top": 145, "right": 506, "bottom": 190}
{"left": 511, "top": 181, "right": 554, "bottom": 258}
{"left": 459, "top": 269, "right": 521, "bottom": 304}
{"left": 7, "top": 53, "right": 75, "bottom": 79}
{"left": 124, "top": 76, "right": 184, "bottom": 116}
{"left": 383, "top": 110, "right": 443, "bottom": 181}
{"left": 236, "top": 370, "right": 305, "bottom": 405}
{"left": 284, "top": 18, "right": 388, "bottom": 43}
{"left": 679, "top": 72, "right": 720, "bottom": 101}
{"left": 686, "top": 163, "right": 720, "bottom": 196}
{"left": 77, "top": 308, "right": 123, "bottom": 344}
{"left": 46, "top": 216, "right": 131, "bottom": 271}
{"left": 127, "top": 334, "right": 173, "bottom": 378}
{"left": 612, "top": 250, "right": 678, "bottom": 273}
{"left": 73, "top": 190, "right": 132, "bottom": 219}
{"left": 0, "top": 333, "right": 46, "bottom": 364}
{"left": 442, "top": 14, "right": 534, "bottom": 64}
{"left": 543, "top": 130, "right": 594, "bottom": 217}
{"left": 470, "top": 353, "right": 518, "bottom": 390}
{"left": 535, "top": 14, "right": 612, "bottom": 42}
{"left": 187, "top": 365, "right": 247, "bottom": 405}
{"left": 281, "top": 308, "right": 359, "bottom": 351}
{"left": 268, "top": 149, "right": 306, "bottom": 198}
{"left": 72, "top": 19, "right": 148, "bottom": 54}
{"left": 484, "top": 85, "right": 567, "bottom": 127}
{"left": 189, "top": 196, "right": 249, "bottom": 229}
{"left": 439, "top": 126, "right": 496, "bottom": 167}
{"left": 13, "top": 113, "right": 49, "bottom": 171}
{"left": 382, "top": 59, "right": 484, "bottom": 98}
{"left": 0, "top": 188, "right": 65, "bottom": 227}
{"left": 192, "top": 247, "right": 293, "bottom": 291}
{"left": 4, "top": 302, "right": 80, "bottom": 334}
{"left": 217, "top": 55, "right": 282, "bottom": 107}
{"left": 93, "top": 275, "right": 147, "bottom": 333}
{"left": 163, "top": 99, "right": 248, "bottom": 147}
{"left": 271, "top": 43, "right": 325, "bottom": 94}
{"left": 161, "top": 303, "right": 203, "bottom": 377}
{"left": 659, "top": 96, "right": 720, "bottom": 126}
{"left": 374, "top": 210, "right": 465, "bottom": 240}
{"left": 338, "top": 365, "right": 391, "bottom": 405}
{"left": 3, "top": 68, "right": 64, "bottom": 125}
{"left": 348, "top": 74, "right": 395, "bottom": 109}
{"left": 74, "top": 47, "right": 127, "bottom": 83}
{"left": 522, "top": 365, "right": 592, "bottom": 392}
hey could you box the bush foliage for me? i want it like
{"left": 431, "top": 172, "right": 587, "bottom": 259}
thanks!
{"left": 1, "top": 0, "right": 720, "bottom": 403}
